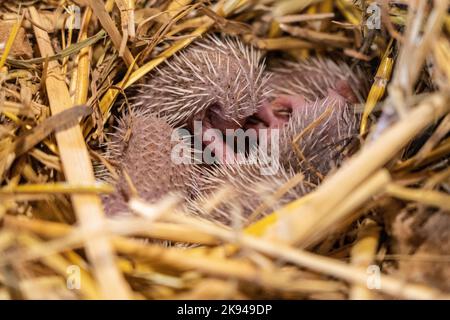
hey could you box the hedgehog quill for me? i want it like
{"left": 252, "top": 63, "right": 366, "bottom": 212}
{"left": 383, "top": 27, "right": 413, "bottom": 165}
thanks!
{"left": 101, "top": 113, "right": 194, "bottom": 216}
{"left": 131, "top": 35, "right": 270, "bottom": 163}
{"left": 242, "top": 58, "right": 366, "bottom": 185}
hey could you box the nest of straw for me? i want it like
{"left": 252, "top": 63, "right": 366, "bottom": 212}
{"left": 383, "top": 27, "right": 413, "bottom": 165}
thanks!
{"left": 0, "top": 0, "right": 449, "bottom": 300}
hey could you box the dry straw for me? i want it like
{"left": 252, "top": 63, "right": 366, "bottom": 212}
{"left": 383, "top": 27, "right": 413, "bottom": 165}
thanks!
{"left": 0, "top": 0, "right": 449, "bottom": 300}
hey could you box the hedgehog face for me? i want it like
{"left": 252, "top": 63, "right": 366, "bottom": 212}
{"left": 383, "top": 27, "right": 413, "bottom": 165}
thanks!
{"left": 245, "top": 95, "right": 307, "bottom": 131}
{"left": 243, "top": 84, "right": 360, "bottom": 184}
{"left": 277, "top": 91, "right": 359, "bottom": 184}
{"left": 245, "top": 75, "right": 359, "bottom": 132}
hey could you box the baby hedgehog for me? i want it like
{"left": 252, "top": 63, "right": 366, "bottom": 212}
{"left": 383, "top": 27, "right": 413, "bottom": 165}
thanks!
{"left": 245, "top": 58, "right": 366, "bottom": 184}
{"left": 278, "top": 93, "right": 360, "bottom": 185}
{"left": 101, "top": 113, "right": 193, "bottom": 216}
{"left": 131, "top": 35, "right": 270, "bottom": 162}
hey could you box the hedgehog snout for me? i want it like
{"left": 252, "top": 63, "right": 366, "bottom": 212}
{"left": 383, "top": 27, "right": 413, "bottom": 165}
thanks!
{"left": 244, "top": 95, "right": 307, "bottom": 131}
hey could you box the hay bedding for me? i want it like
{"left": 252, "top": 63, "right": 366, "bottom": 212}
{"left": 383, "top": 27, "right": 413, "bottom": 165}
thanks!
{"left": 0, "top": 0, "right": 449, "bottom": 300}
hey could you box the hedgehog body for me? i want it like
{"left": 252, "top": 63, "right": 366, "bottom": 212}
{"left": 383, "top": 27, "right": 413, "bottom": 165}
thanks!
{"left": 187, "top": 154, "right": 311, "bottom": 226}
{"left": 101, "top": 113, "right": 194, "bottom": 216}
{"left": 131, "top": 35, "right": 269, "bottom": 131}
{"left": 278, "top": 92, "right": 360, "bottom": 185}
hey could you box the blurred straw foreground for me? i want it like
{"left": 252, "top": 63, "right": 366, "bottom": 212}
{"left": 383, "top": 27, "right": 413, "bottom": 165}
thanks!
{"left": 0, "top": 0, "right": 449, "bottom": 300}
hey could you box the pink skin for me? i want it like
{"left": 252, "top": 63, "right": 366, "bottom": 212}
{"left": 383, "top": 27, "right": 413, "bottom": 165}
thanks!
{"left": 202, "top": 129, "right": 238, "bottom": 164}
{"left": 245, "top": 80, "right": 356, "bottom": 132}
{"left": 245, "top": 95, "right": 307, "bottom": 132}
{"left": 199, "top": 96, "right": 306, "bottom": 163}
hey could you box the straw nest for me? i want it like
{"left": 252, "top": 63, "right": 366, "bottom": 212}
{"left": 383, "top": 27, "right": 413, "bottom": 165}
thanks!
{"left": 0, "top": 0, "right": 449, "bottom": 300}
